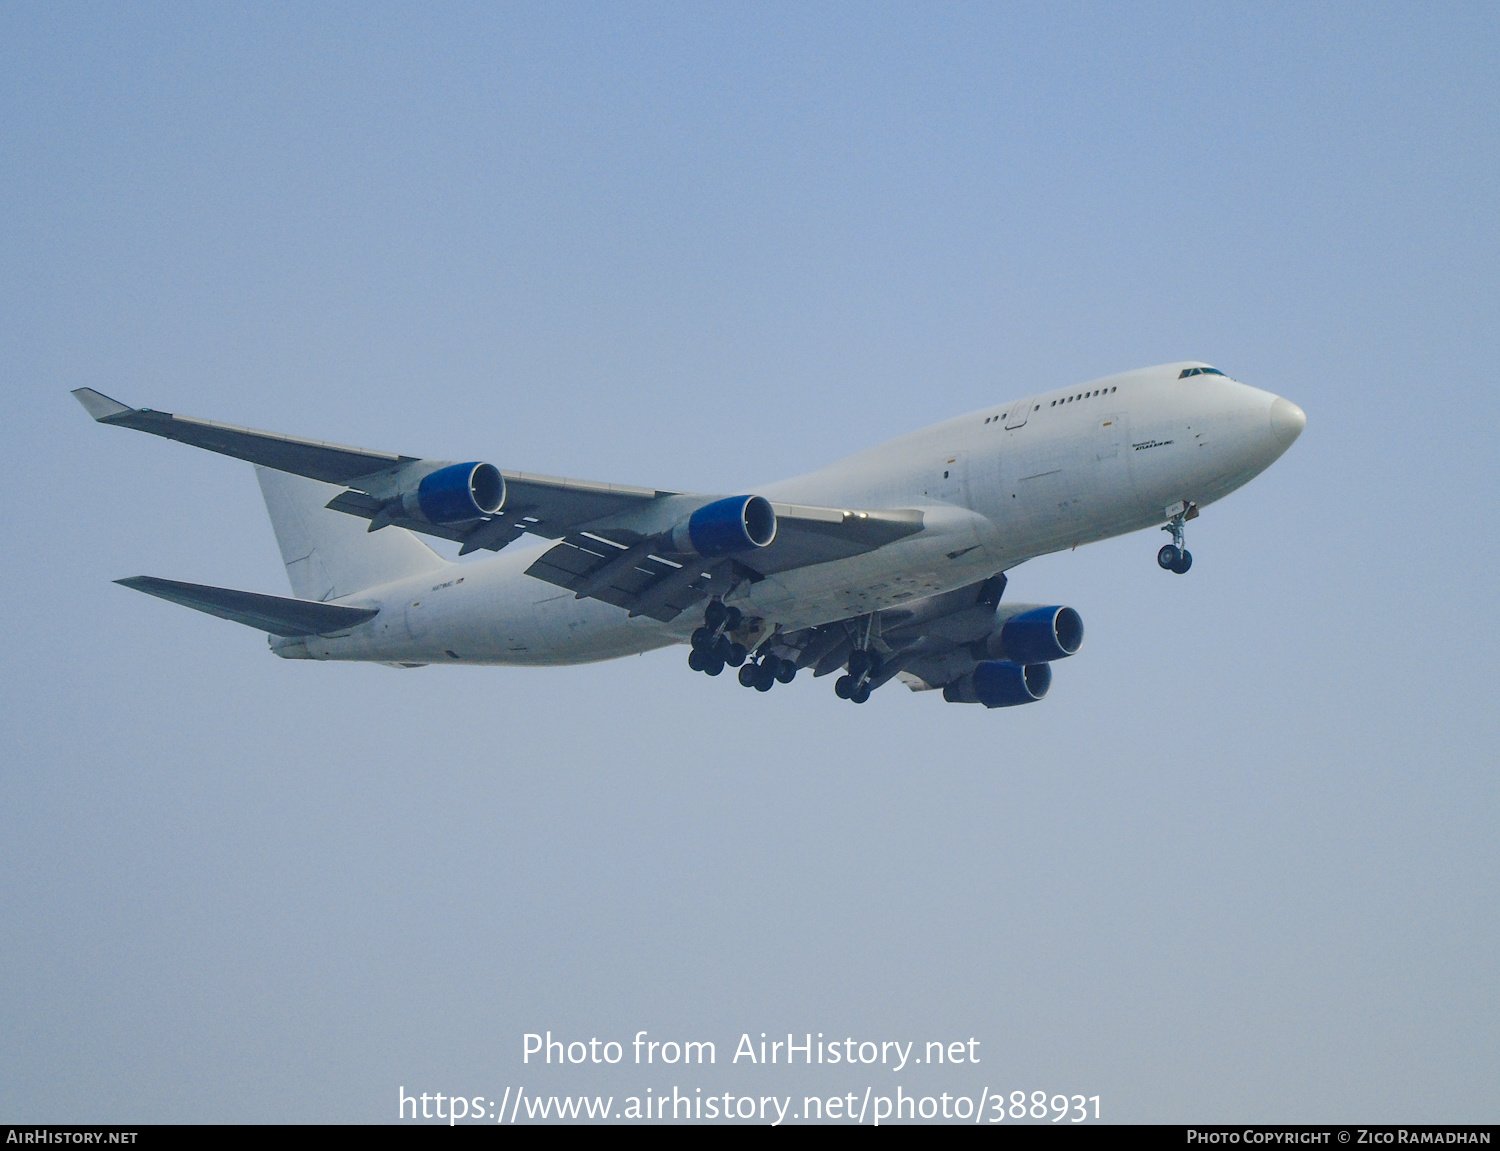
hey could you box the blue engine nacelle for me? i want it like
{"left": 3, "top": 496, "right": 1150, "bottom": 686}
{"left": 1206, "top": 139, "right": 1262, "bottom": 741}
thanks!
{"left": 986, "top": 606, "right": 1084, "bottom": 663}
{"left": 400, "top": 462, "right": 506, "bottom": 525}
{"left": 671, "top": 495, "right": 778, "bottom": 556}
{"left": 943, "top": 660, "right": 1051, "bottom": 708}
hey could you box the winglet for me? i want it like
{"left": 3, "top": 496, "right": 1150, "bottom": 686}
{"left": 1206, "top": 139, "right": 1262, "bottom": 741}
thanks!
{"left": 72, "top": 388, "right": 134, "bottom": 421}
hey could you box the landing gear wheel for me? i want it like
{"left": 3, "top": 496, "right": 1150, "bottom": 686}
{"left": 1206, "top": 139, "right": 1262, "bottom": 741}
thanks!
{"left": 847, "top": 649, "right": 872, "bottom": 677}
{"left": 723, "top": 606, "right": 743, "bottom": 631}
{"left": 775, "top": 661, "right": 797, "bottom": 684}
{"left": 754, "top": 663, "right": 775, "bottom": 692}
{"left": 834, "top": 675, "right": 854, "bottom": 699}
{"left": 703, "top": 601, "right": 728, "bottom": 630}
{"left": 1158, "top": 504, "right": 1195, "bottom": 572}
{"left": 691, "top": 627, "right": 715, "bottom": 650}
{"left": 688, "top": 648, "right": 709, "bottom": 672}
{"left": 725, "top": 643, "right": 747, "bottom": 667}
{"left": 851, "top": 683, "right": 871, "bottom": 704}
{"left": 704, "top": 657, "right": 724, "bottom": 676}
{"left": 738, "top": 664, "right": 760, "bottom": 688}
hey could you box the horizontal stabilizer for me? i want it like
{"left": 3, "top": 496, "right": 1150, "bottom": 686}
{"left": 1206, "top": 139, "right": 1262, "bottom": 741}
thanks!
{"left": 115, "top": 576, "right": 379, "bottom": 636}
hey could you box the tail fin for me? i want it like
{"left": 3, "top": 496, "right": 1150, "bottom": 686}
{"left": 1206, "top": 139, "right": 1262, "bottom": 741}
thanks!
{"left": 256, "top": 466, "right": 447, "bottom": 600}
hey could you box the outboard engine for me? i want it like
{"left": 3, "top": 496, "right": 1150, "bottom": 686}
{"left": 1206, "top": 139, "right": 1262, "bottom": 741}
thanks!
{"left": 394, "top": 462, "right": 506, "bottom": 525}
{"left": 986, "top": 606, "right": 1083, "bottom": 664}
{"left": 670, "top": 495, "right": 778, "bottom": 556}
{"left": 943, "top": 660, "right": 1051, "bottom": 708}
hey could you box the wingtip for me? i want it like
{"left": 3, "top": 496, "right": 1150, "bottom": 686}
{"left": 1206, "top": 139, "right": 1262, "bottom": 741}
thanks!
{"left": 72, "top": 388, "right": 133, "bottom": 421}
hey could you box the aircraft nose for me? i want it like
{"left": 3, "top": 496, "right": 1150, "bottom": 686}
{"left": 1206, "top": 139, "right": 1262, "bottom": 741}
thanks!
{"left": 1269, "top": 397, "right": 1307, "bottom": 449}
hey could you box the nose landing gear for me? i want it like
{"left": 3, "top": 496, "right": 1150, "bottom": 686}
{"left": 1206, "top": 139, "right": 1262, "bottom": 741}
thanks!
{"left": 1157, "top": 543, "right": 1192, "bottom": 574}
{"left": 1157, "top": 501, "right": 1197, "bottom": 574}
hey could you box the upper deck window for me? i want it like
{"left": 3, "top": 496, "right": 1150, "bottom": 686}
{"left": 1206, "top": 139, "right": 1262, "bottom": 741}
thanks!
{"left": 1179, "top": 367, "right": 1226, "bottom": 379}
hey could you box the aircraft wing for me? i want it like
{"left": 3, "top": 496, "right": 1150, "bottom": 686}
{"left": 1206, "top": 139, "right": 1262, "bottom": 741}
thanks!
{"left": 752, "top": 504, "right": 925, "bottom": 574}
{"left": 73, "top": 388, "right": 417, "bottom": 484}
{"left": 765, "top": 573, "right": 1011, "bottom": 690}
{"left": 76, "top": 389, "right": 926, "bottom": 621}
{"left": 72, "top": 388, "right": 667, "bottom": 551}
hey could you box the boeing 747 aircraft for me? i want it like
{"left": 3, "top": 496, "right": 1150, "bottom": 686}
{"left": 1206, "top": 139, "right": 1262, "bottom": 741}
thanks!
{"left": 75, "top": 362, "right": 1304, "bottom": 708}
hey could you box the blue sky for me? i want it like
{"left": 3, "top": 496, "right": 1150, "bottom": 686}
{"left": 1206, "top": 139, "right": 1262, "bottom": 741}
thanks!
{"left": 2, "top": 2, "right": 1496, "bottom": 1122}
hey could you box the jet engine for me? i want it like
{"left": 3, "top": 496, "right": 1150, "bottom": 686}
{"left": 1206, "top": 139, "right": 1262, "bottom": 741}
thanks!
{"left": 985, "top": 605, "right": 1083, "bottom": 664}
{"left": 392, "top": 462, "right": 505, "bottom": 526}
{"left": 943, "top": 660, "right": 1051, "bottom": 708}
{"left": 670, "top": 495, "right": 778, "bottom": 556}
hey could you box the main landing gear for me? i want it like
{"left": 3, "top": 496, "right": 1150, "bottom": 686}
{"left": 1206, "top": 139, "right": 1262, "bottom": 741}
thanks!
{"left": 686, "top": 600, "right": 746, "bottom": 676}
{"left": 834, "top": 647, "right": 880, "bottom": 704}
{"left": 687, "top": 605, "right": 884, "bottom": 704}
{"left": 686, "top": 601, "right": 799, "bottom": 691}
{"left": 1157, "top": 502, "right": 1196, "bottom": 575}
{"left": 737, "top": 651, "right": 796, "bottom": 692}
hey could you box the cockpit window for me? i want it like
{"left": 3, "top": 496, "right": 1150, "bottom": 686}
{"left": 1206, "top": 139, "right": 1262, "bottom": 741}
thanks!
{"left": 1179, "top": 367, "right": 1227, "bottom": 379}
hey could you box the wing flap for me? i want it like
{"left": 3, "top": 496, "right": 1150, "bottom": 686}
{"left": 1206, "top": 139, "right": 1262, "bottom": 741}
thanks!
{"left": 524, "top": 532, "right": 742, "bottom": 622}
{"left": 523, "top": 532, "right": 703, "bottom": 622}
{"left": 502, "top": 475, "right": 666, "bottom": 538}
{"left": 522, "top": 505, "right": 925, "bottom": 619}
{"left": 116, "top": 576, "right": 379, "bottom": 636}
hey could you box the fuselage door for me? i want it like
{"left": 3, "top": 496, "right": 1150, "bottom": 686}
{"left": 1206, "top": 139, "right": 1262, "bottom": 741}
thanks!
{"left": 1095, "top": 413, "right": 1127, "bottom": 460}
{"left": 1004, "top": 398, "right": 1033, "bottom": 429}
{"left": 405, "top": 596, "right": 432, "bottom": 642}
{"left": 927, "top": 452, "right": 968, "bottom": 504}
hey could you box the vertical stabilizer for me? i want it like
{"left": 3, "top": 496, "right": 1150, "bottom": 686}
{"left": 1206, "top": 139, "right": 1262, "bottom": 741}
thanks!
{"left": 256, "top": 466, "right": 447, "bottom": 600}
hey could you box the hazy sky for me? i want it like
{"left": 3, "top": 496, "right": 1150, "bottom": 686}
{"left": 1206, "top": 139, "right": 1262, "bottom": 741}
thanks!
{"left": 2, "top": 2, "right": 1496, "bottom": 1124}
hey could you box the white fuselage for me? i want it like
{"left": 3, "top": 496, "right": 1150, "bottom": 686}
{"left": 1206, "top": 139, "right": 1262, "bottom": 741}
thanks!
{"left": 286, "top": 363, "right": 1303, "bottom": 666}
